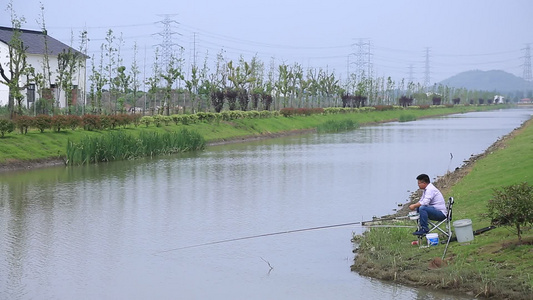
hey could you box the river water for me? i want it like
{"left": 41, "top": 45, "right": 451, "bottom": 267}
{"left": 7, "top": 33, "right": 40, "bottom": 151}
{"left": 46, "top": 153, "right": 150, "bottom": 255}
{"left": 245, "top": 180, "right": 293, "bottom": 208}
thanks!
{"left": 1, "top": 108, "right": 532, "bottom": 300}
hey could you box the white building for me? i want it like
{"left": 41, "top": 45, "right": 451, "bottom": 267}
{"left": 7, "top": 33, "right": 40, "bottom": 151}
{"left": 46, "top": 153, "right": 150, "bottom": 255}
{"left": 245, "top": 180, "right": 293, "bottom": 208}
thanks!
{"left": 493, "top": 95, "right": 505, "bottom": 104}
{"left": 0, "top": 26, "right": 87, "bottom": 109}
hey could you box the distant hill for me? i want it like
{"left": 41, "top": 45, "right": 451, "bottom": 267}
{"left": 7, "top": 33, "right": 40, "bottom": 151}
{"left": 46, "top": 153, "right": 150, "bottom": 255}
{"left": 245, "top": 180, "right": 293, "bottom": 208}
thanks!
{"left": 439, "top": 70, "right": 532, "bottom": 93}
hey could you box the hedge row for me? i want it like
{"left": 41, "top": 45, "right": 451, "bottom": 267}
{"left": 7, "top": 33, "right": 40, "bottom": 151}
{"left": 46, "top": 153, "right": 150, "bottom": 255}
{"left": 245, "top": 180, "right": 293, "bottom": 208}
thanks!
{"left": 138, "top": 110, "right": 281, "bottom": 127}
{"left": 0, "top": 104, "right": 463, "bottom": 138}
{"left": 1, "top": 114, "right": 143, "bottom": 135}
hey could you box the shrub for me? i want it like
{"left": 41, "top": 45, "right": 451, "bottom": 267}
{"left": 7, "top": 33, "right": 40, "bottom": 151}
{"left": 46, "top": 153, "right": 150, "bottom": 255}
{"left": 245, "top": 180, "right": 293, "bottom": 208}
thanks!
{"left": 280, "top": 107, "right": 324, "bottom": 117}
{"left": 152, "top": 115, "right": 164, "bottom": 127}
{"left": 131, "top": 114, "right": 141, "bottom": 127}
{"left": 485, "top": 182, "right": 533, "bottom": 243}
{"left": 260, "top": 110, "right": 274, "bottom": 118}
{"left": 184, "top": 114, "right": 199, "bottom": 124}
{"left": 51, "top": 115, "right": 69, "bottom": 132}
{"left": 171, "top": 114, "right": 183, "bottom": 125}
{"left": 14, "top": 115, "right": 33, "bottom": 134}
{"left": 245, "top": 110, "right": 258, "bottom": 119}
{"left": 373, "top": 105, "right": 394, "bottom": 111}
{"left": 0, "top": 119, "right": 15, "bottom": 137}
{"left": 99, "top": 115, "right": 112, "bottom": 130}
{"left": 66, "top": 115, "right": 81, "bottom": 130}
{"left": 34, "top": 114, "right": 52, "bottom": 133}
{"left": 198, "top": 112, "right": 217, "bottom": 123}
{"left": 280, "top": 107, "right": 296, "bottom": 117}
{"left": 82, "top": 114, "right": 101, "bottom": 131}
{"left": 162, "top": 115, "right": 172, "bottom": 126}
{"left": 140, "top": 116, "right": 153, "bottom": 127}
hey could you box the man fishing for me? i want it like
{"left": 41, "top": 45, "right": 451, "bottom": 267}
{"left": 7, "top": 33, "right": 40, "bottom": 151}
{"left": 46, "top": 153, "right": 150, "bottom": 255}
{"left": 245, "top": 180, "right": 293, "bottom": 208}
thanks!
{"left": 409, "top": 174, "right": 447, "bottom": 236}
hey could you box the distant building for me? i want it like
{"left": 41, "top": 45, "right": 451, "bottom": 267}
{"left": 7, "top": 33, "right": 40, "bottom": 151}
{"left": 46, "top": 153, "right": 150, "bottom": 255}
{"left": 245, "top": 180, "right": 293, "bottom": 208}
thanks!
{"left": 493, "top": 95, "right": 505, "bottom": 104}
{"left": 0, "top": 26, "right": 87, "bottom": 108}
{"left": 519, "top": 98, "right": 532, "bottom": 104}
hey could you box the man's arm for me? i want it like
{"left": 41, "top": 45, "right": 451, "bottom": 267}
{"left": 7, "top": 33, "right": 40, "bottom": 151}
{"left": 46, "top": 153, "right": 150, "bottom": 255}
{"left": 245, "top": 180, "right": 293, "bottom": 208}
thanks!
{"left": 409, "top": 202, "right": 421, "bottom": 211}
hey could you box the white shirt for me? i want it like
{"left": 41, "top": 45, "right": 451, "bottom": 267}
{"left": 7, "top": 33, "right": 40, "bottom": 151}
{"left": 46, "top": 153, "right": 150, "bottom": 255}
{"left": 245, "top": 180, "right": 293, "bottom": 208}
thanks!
{"left": 419, "top": 183, "right": 447, "bottom": 216}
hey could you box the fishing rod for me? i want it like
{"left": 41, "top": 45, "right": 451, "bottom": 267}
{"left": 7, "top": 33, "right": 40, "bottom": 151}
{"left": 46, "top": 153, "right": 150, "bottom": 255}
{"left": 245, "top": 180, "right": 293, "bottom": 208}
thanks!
{"left": 153, "top": 221, "right": 416, "bottom": 254}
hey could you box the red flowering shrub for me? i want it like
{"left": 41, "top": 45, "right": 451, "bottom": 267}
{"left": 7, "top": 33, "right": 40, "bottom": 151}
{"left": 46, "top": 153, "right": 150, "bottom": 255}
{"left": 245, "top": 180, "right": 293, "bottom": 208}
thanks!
{"left": 66, "top": 115, "right": 82, "bottom": 130}
{"left": 14, "top": 115, "right": 33, "bottom": 134}
{"left": 34, "top": 115, "right": 52, "bottom": 133}
{"left": 51, "top": 115, "right": 69, "bottom": 132}
{"left": 82, "top": 114, "right": 101, "bottom": 131}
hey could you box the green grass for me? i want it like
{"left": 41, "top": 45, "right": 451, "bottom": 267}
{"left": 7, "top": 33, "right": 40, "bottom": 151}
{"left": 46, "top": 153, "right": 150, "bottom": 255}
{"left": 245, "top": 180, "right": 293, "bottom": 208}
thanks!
{"left": 0, "top": 105, "right": 502, "bottom": 165}
{"left": 352, "top": 118, "right": 533, "bottom": 299}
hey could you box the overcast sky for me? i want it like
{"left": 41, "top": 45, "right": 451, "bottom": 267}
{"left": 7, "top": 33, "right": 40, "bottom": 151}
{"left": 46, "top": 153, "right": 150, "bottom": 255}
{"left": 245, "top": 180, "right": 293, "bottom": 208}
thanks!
{"left": 1, "top": 0, "right": 532, "bottom": 85}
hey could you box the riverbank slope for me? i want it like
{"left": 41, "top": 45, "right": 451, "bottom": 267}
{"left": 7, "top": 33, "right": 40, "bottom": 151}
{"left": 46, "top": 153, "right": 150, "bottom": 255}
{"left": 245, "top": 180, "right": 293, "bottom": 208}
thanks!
{"left": 351, "top": 116, "right": 533, "bottom": 299}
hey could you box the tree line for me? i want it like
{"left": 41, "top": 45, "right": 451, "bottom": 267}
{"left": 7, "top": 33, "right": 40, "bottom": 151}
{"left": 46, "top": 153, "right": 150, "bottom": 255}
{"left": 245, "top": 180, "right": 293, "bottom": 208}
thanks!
{"left": 1, "top": 1, "right": 505, "bottom": 119}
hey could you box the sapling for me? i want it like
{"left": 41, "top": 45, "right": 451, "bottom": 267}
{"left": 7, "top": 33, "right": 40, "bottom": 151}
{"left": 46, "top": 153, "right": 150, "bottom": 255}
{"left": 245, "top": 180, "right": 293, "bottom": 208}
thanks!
{"left": 485, "top": 182, "right": 533, "bottom": 243}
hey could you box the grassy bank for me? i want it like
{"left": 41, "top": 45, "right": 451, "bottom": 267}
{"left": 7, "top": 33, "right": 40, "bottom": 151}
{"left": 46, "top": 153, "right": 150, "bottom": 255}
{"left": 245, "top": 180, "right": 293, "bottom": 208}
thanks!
{"left": 351, "top": 117, "right": 533, "bottom": 299}
{"left": 0, "top": 105, "right": 501, "bottom": 167}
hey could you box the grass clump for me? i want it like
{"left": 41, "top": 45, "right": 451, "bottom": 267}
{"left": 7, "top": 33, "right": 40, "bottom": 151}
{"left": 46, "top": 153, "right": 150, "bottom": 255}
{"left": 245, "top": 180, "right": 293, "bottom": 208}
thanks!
{"left": 316, "top": 119, "right": 359, "bottom": 133}
{"left": 398, "top": 114, "right": 417, "bottom": 122}
{"left": 66, "top": 129, "right": 205, "bottom": 165}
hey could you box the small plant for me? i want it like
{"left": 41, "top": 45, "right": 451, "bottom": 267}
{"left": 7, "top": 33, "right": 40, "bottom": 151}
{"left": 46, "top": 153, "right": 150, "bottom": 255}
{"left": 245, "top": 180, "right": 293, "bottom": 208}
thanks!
{"left": 399, "top": 114, "right": 417, "bottom": 122}
{"left": 153, "top": 115, "right": 164, "bottom": 127}
{"left": 51, "top": 115, "right": 69, "bottom": 132}
{"left": 66, "top": 115, "right": 81, "bottom": 130}
{"left": 34, "top": 114, "right": 52, "bottom": 133}
{"left": 82, "top": 114, "right": 101, "bottom": 131}
{"left": 140, "top": 116, "right": 153, "bottom": 127}
{"left": 0, "top": 119, "right": 15, "bottom": 137}
{"left": 14, "top": 115, "right": 32, "bottom": 134}
{"left": 485, "top": 182, "right": 533, "bottom": 243}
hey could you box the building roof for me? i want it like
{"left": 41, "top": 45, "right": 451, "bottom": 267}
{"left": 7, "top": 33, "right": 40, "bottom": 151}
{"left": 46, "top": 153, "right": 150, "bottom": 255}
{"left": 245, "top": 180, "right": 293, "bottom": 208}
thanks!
{"left": 0, "top": 26, "right": 87, "bottom": 58}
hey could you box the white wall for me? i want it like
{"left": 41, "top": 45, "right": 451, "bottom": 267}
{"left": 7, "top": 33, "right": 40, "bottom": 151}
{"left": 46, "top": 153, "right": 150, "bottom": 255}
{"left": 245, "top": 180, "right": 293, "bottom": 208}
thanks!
{"left": 0, "top": 42, "right": 9, "bottom": 106}
{"left": 0, "top": 43, "right": 86, "bottom": 108}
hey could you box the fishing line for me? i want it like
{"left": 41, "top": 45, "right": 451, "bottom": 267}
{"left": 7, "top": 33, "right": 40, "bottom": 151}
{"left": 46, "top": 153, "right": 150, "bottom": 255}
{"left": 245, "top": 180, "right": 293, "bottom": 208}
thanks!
{"left": 153, "top": 221, "right": 416, "bottom": 254}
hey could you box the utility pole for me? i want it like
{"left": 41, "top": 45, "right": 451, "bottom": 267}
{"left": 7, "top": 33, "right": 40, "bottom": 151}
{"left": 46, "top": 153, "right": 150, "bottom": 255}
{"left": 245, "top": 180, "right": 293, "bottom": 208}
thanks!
{"left": 423, "top": 47, "right": 431, "bottom": 91}
{"left": 155, "top": 14, "right": 181, "bottom": 71}
{"left": 522, "top": 44, "right": 532, "bottom": 98}
{"left": 354, "top": 38, "right": 372, "bottom": 80}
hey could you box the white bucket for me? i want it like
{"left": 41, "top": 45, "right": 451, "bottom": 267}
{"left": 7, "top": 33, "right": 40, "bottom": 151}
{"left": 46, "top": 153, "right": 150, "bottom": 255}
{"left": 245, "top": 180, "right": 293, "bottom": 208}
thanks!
{"left": 453, "top": 219, "right": 474, "bottom": 243}
{"left": 426, "top": 233, "right": 439, "bottom": 246}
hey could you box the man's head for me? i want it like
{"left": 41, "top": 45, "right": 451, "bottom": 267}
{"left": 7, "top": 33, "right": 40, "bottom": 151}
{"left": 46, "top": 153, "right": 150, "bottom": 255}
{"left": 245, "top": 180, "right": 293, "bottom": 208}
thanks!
{"left": 416, "top": 174, "right": 430, "bottom": 189}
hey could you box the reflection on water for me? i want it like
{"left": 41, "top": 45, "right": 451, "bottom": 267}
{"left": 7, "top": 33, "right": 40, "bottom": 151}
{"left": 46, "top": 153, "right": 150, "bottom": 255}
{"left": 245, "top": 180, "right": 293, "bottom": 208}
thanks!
{"left": 0, "top": 108, "right": 531, "bottom": 299}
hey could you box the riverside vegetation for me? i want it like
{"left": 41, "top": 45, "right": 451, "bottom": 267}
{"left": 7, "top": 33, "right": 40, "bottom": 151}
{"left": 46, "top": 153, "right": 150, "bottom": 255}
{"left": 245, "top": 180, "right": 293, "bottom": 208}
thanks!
{"left": 351, "top": 116, "right": 533, "bottom": 299}
{"left": 0, "top": 104, "right": 500, "bottom": 168}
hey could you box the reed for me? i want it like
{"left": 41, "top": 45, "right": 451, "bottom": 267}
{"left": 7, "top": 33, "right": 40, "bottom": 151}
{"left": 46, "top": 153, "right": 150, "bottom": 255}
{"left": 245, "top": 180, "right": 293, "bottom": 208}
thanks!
{"left": 66, "top": 129, "right": 205, "bottom": 165}
{"left": 316, "top": 119, "right": 359, "bottom": 133}
{"left": 398, "top": 114, "right": 417, "bottom": 122}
